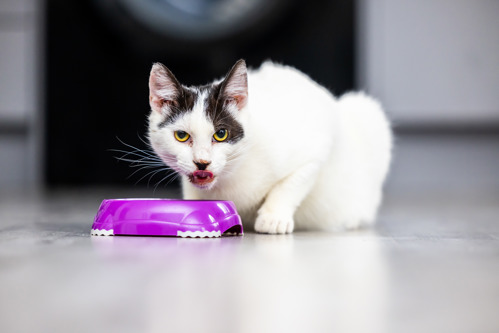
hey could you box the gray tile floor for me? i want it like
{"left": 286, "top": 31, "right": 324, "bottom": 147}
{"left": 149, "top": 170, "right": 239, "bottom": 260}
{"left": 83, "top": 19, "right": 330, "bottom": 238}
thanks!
{"left": 1, "top": 134, "right": 499, "bottom": 333}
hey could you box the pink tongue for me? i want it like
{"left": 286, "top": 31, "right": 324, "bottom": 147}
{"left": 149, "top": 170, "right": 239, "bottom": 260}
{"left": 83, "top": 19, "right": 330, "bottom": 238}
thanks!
{"left": 193, "top": 170, "right": 213, "bottom": 179}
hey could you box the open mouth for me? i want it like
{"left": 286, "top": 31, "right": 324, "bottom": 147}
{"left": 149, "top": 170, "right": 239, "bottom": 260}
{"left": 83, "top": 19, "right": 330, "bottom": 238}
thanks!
{"left": 190, "top": 170, "right": 215, "bottom": 187}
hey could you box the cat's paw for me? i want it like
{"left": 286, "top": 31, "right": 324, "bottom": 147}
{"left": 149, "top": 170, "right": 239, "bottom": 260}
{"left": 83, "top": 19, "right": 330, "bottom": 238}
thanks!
{"left": 254, "top": 211, "right": 294, "bottom": 234}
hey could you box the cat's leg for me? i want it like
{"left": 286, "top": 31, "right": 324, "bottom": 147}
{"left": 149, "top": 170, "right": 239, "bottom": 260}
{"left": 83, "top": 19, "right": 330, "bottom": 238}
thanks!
{"left": 254, "top": 162, "right": 320, "bottom": 234}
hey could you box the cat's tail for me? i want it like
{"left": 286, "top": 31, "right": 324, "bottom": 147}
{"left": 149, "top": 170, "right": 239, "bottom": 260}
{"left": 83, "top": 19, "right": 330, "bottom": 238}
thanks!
{"left": 337, "top": 92, "right": 393, "bottom": 183}
{"left": 335, "top": 92, "right": 393, "bottom": 227}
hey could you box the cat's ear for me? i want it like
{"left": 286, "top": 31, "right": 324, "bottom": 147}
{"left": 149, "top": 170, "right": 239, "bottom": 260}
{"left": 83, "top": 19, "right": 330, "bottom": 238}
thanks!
{"left": 149, "top": 62, "right": 181, "bottom": 114}
{"left": 220, "top": 59, "right": 248, "bottom": 110}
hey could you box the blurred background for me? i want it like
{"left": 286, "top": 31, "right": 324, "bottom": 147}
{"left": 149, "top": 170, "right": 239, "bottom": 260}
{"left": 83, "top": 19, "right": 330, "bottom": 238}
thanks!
{"left": 0, "top": 0, "right": 498, "bottom": 193}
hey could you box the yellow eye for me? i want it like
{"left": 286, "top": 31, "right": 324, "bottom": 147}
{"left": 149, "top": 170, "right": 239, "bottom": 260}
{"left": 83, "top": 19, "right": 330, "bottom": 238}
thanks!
{"left": 174, "top": 130, "right": 190, "bottom": 142}
{"left": 213, "top": 129, "right": 228, "bottom": 142}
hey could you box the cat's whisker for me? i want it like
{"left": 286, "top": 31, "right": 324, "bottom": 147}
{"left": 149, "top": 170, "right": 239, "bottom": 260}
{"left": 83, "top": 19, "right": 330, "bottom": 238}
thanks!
{"left": 115, "top": 157, "right": 164, "bottom": 168}
{"left": 127, "top": 164, "right": 169, "bottom": 180}
{"left": 114, "top": 154, "right": 161, "bottom": 163}
{"left": 149, "top": 170, "right": 170, "bottom": 187}
{"left": 127, "top": 165, "right": 155, "bottom": 180}
{"left": 162, "top": 172, "right": 181, "bottom": 188}
{"left": 110, "top": 147, "right": 158, "bottom": 159}
{"left": 115, "top": 137, "right": 158, "bottom": 158}
{"left": 226, "top": 145, "right": 250, "bottom": 165}
{"left": 153, "top": 171, "right": 180, "bottom": 192}
{"left": 111, "top": 151, "right": 149, "bottom": 161}
{"left": 227, "top": 146, "right": 247, "bottom": 159}
{"left": 118, "top": 155, "right": 162, "bottom": 166}
{"left": 113, "top": 152, "right": 160, "bottom": 164}
{"left": 134, "top": 167, "right": 168, "bottom": 185}
{"left": 176, "top": 160, "right": 193, "bottom": 170}
{"left": 137, "top": 133, "right": 155, "bottom": 149}
{"left": 113, "top": 137, "right": 180, "bottom": 186}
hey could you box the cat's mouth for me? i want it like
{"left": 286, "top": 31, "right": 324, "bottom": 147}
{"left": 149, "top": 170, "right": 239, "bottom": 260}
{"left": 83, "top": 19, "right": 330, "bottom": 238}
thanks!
{"left": 189, "top": 170, "right": 215, "bottom": 187}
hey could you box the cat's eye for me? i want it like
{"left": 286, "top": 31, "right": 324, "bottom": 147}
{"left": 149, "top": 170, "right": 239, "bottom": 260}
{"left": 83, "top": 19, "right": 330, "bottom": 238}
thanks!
{"left": 174, "top": 130, "right": 190, "bottom": 142}
{"left": 213, "top": 129, "right": 228, "bottom": 142}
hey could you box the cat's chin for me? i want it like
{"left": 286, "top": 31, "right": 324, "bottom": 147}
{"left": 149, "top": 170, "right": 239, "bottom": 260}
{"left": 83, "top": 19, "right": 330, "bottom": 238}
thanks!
{"left": 190, "top": 179, "right": 216, "bottom": 190}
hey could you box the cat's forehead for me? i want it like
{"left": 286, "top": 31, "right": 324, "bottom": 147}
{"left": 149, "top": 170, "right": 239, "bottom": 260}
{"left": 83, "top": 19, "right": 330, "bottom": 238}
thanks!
{"left": 178, "top": 84, "right": 214, "bottom": 115}
{"left": 189, "top": 83, "right": 220, "bottom": 117}
{"left": 182, "top": 88, "right": 215, "bottom": 134}
{"left": 187, "top": 85, "right": 219, "bottom": 122}
{"left": 158, "top": 83, "right": 217, "bottom": 126}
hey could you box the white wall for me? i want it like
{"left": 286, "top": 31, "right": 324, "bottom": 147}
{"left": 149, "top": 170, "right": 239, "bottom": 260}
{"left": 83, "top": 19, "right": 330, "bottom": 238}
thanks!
{"left": 0, "top": 0, "right": 42, "bottom": 189}
{"left": 357, "top": 0, "right": 499, "bottom": 127}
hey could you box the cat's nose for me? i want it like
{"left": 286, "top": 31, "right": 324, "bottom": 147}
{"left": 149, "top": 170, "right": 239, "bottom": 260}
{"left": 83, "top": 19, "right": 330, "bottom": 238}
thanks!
{"left": 194, "top": 160, "right": 211, "bottom": 170}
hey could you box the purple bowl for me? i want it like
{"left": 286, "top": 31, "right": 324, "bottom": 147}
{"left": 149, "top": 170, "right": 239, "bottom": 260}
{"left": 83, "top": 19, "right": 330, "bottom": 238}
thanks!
{"left": 91, "top": 199, "right": 243, "bottom": 238}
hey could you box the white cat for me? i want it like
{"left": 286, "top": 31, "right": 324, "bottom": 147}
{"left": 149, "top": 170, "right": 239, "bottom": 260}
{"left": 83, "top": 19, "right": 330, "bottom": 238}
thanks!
{"left": 148, "top": 60, "right": 392, "bottom": 234}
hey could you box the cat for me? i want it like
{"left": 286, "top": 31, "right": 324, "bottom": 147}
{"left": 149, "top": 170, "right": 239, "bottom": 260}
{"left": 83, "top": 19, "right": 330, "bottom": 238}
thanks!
{"left": 147, "top": 59, "right": 392, "bottom": 234}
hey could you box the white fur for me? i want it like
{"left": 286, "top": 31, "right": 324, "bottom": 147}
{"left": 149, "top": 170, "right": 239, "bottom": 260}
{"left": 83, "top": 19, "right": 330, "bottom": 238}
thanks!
{"left": 149, "top": 61, "right": 392, "bottom": 233}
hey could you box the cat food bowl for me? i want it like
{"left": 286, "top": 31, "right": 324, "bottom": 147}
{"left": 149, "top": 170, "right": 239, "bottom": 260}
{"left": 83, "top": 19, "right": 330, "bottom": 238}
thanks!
{"left": 90, "top": 199, "right": 243, "bottom": 238}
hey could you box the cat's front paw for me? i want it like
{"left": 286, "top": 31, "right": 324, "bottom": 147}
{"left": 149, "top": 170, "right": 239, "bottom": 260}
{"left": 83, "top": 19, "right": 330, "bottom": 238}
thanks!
{"left": 254, "top": 211, "right": 294, "bottom": 234}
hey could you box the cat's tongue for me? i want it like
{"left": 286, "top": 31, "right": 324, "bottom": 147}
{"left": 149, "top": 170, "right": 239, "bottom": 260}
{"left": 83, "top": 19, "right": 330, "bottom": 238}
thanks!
{"left": 193, "top": 170, "right": 213, "bottom": 179}
{"left": 192, "top": 170, "right": 214, "bottom": 182}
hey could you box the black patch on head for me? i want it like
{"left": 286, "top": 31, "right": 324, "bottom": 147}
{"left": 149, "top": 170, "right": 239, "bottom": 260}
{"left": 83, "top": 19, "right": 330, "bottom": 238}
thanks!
{"left": 158, "top": 87, "right": 198, "bottom": 127}
{"left": 156, "top": 65, "right": 245, "bottom": 144}
{"left": 204, "top": 83, "right": 245, "bottom": 144}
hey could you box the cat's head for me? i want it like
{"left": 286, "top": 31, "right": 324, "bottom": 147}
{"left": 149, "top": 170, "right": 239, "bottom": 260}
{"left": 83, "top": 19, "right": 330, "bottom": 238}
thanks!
{"left": 148, "top": 59, "right": 248, "bottom": 190}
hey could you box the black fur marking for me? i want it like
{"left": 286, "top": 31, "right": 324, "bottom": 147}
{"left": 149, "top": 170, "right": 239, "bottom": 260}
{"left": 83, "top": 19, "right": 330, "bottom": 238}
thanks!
{"left": 204, "top": 83, "right": 245, "bottom": 144}
{"left": 158, "top": 87, "right": 198, "bottom": 127}
{"left": 156, "top": 62, "right": 245, "bottom": 145}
